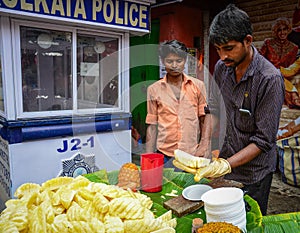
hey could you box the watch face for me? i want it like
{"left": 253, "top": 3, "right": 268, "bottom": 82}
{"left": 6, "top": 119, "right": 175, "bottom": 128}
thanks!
{"left": 37, "top": 34, "right": 52, "bottom": 49}
{"left": 94, "top": 41, "right": 106, "bottom": 53}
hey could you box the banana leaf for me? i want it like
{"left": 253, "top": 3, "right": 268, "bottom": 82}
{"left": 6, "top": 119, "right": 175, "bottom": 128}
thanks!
{"left": 84, "top": 169, "right": 298, "bottom": 233}
{"left": 261, "top": 212, "right": 300, "bottom": 233}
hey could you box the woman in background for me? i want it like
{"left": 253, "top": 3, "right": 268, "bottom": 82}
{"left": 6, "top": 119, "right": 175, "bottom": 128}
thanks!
{"left": 260, "top": 17, "right": 300, "bottom": 108}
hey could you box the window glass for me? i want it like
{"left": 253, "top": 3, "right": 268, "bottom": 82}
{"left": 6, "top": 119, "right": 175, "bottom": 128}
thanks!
{"left": 77, "top": 34, "right": 119, "bottom": 109}
{"left": 20, "top": 26, "right": 72, "bottom": 112}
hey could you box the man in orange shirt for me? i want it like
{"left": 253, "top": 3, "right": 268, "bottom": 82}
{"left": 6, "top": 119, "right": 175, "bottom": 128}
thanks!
{"left": 145, "top": 40, "right": 211, "bottom": 168}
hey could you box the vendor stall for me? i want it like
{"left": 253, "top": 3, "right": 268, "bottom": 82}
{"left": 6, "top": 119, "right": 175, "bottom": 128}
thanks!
{"left": 0, "top": 0, "right": 154, "bottom": 211}
{"left": 1, "top": 167, "right": 299, "bottom": 232}
{"left": 84, "top": 169, "right": 300, "bottom": 233}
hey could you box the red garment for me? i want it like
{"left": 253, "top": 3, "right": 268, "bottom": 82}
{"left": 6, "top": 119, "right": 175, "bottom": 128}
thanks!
{"left": 259, "top": 38, "right": 298, "bottom": 68}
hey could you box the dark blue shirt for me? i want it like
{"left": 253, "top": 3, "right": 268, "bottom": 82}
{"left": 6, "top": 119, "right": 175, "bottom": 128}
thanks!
{"left": 209, "top": 46, "right": 285, "bottom": 185}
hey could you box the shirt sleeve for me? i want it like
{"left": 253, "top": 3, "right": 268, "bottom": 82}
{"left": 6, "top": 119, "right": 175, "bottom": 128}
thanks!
{"left": 250, "top": 72, "right": 285, "bottom": 152}
{"left": 145, "top": 85, "right": 158, "bottom": 125}
{"left": 198, "top": 80, "right": 207, "bottom": 117}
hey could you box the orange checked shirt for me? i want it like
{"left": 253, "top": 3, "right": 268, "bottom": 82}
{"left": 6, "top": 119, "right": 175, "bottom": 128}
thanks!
{"left": 146, "top": 74, "right": 207, "bottom": 157}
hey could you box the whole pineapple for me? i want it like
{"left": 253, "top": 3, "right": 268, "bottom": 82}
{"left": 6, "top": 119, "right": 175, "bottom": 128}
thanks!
{"left": 117, "top": 163, "right": 140, "bottom": 191}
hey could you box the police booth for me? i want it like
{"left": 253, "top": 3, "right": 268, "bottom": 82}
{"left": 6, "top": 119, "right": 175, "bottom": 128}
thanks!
{"left": 0, "top": 0, "right": 153, "bottom": 210}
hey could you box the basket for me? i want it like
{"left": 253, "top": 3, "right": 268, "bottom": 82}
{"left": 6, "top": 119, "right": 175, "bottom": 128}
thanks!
{"left": 276, "top": 136, "right": 300, "bottom": 187}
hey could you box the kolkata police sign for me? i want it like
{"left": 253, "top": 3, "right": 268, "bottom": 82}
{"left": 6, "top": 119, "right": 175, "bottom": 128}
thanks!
{"left": 0, "top": 0, "right": 150, "bottom": 32}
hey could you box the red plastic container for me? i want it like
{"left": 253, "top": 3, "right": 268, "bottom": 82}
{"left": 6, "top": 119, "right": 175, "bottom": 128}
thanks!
{"left": 140, "top": 153, "right": 164, "bottom": 192}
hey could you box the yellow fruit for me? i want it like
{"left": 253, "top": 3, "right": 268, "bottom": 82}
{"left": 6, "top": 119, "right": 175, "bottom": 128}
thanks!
{"left": 174, "top": 149, "right": 210, "bottom": 168}
{"left": 117, "top": 163, "right": 140, "bottom": 191}
{"left": 41, "top": 177, "right": 74, "bottom": 191}
{"left": 14, "top": 183, "right": 41, "bottom": 199}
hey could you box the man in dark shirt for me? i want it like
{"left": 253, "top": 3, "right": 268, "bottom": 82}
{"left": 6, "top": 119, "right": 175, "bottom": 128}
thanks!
{"left": 206, "top": 4, "right": 285, "bottom": 215}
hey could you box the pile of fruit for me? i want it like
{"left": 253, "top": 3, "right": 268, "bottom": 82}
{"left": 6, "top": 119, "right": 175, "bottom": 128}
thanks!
{"left": 0, "top": 173, "right": 176, "bottom": 233}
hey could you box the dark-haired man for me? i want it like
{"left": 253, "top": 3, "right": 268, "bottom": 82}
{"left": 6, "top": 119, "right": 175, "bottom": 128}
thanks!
{"left": 205, "top": 4, "right": 285, "bottom": 215}
{"left": 145, "top": 40, "right": 210, "bottom": 168}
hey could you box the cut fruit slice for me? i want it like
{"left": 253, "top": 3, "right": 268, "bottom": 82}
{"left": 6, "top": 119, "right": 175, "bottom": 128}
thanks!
{"left": 174, "top": 149, "right": 210, "bottom": 168}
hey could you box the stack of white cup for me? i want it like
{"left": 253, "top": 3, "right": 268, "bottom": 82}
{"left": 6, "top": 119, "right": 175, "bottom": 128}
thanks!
{"left": 201, "top": 187, "right": 247, "bottom": 232}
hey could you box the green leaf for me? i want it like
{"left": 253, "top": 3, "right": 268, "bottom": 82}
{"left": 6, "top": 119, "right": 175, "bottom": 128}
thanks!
{"left": 85, "top": 169, "right": 268, "bottom": 232}
{"left": 247, "top": 226, "right": 264, "bottom": 233}
{"left": 245, "top": 195, "right": 263, "bottom": 232}
{"left": 83, "top": 169, "right": 109, "bottom": 184}
{"left": 107, "top": 170, "right": 119, "bottom": 185}
{"left": 262, "top": 212, "right": 300, "bottom": 233}
{"left": 263, "top": 222, "right": 284, "bottom": 233}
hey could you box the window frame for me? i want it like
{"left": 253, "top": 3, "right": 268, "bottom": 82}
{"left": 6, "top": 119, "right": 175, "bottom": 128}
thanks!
{"left": 0, "top": 17, "right": 5, "bottom": 116}
{"left": 10, "top": 19, "right": 129, "bottom": 119}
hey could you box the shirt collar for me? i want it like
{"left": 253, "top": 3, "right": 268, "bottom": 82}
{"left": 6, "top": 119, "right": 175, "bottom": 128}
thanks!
{"left": 236, "top": 45, "right": 257, "bottom": 82}
{"left": 246, "top": 45, "right": 259, "bottom": 77}
{"left": 161, "top": 73, "right": 192, "bottom": 86}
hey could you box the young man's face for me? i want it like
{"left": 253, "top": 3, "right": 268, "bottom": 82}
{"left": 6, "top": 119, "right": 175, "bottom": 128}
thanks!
{"left": 214, "top": 38, "right": 251, "bottom": 68}
{"left": 163, "top": 53, "right": 186, "bottom": 77}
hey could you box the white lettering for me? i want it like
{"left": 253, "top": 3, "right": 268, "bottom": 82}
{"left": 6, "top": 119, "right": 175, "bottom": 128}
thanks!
{"left": 2, "top": 0, "right": 18, "bottom": 8}
{"left": 129, "top": 4, "right": 138, "bottom": 27}
{"left": 103, "top": 0, "right": 114, "bottom": 23}
{"left": 0, "top": 0, "right": 149, "bottom": 30}
{"left": 139, "top": 5, "right": 147, "bottom": 28}
{"left": 35, "top": 0, "right": 50, "bottom": 14}
{"left": 51, "top": 0, "right": 65, "bottom": 16}
{"left": 124, "top": 1, "right": 128, "bottom": 25}
{"left": 66, "top": 0, "right": 71, "bottom": 17}
{"left": 21, "top": 0, "right": 33, "bottom": 11}
{"left": 74, "top": 0, "right": 86, "bottom": 19}
{"left": 115, "top": 0, "right": 123, "bottom": 24}
{"left": 92, "top": 0, "right": 102, "bottom": 20}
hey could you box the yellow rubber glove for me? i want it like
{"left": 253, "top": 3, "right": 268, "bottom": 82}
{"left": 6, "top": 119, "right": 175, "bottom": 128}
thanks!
{"left": 173, "top": 159, "right": 205, "bottom": 182}
{"left": 194, "top": 158, "right": 231, "bottom": 182}
{"left": 172, "top": 160, "right": 198, "bottom": 175}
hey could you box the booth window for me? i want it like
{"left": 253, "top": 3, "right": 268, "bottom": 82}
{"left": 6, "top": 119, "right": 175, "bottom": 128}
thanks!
{"left": 21, "top": 27, "right": 72, "bottom": 112}
{"left": 77, "top": 34, "right": 119, "bottom": 109}
{"left": 19, "top": 24, "right": 120, "bottom": 114}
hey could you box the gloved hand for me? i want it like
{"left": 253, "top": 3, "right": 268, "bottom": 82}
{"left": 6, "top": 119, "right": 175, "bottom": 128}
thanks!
{"left": 173, "top": 149, "right": 211, "bottom": 182}
{"left": 194, "top": 158, "right": 231, "bottom": 182}
{"left": 172, "top": 159, "right": 198, "bottom": 175}
{"left": 174, "top": 149, "right": 210, "bottom": 168}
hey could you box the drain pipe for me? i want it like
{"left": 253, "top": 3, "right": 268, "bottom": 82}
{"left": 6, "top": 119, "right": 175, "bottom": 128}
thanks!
{"left": 151, "top": 0, "right": 183, "bottom": 8}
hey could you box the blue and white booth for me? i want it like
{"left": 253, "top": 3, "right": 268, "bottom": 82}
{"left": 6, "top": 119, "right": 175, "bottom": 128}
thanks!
{"left": 0, "top": 0, "right": 154, "bottom": 210}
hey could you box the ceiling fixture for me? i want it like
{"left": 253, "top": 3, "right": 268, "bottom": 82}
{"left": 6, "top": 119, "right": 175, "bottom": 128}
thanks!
{"left": 94, "top": 41, "right": 106, "bottom": 54}
{"left": 37, "top": 33, "right": 52, "bottom": 49}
